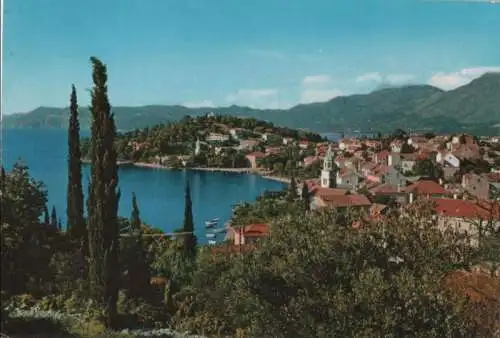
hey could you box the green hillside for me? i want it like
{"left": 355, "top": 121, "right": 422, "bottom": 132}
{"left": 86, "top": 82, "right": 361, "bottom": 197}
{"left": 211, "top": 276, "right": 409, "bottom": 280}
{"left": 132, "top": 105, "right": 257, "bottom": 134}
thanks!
{"left": 4, "top": 72, "right": 500, "bottom": 134}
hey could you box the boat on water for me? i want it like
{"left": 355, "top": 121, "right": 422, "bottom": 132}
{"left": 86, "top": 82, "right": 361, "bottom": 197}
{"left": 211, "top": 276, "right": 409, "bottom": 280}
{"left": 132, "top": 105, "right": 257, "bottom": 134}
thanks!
{"left": 206, "top": 233, "right": 216, "bottom": 239}
{"left": 208, "top": 240, "right": 217, "bottom": 245}
{"left": 209, "top": 217, "right": 220, "bottom": 222}
{"left": 205, "top": 221, "right": 217, "bottom": 228}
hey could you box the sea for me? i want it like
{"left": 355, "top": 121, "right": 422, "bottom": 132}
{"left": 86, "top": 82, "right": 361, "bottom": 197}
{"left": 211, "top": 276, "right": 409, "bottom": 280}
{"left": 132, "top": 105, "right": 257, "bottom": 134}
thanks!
{"left": 2, "top": 129, "right": 287, "bottom": 244}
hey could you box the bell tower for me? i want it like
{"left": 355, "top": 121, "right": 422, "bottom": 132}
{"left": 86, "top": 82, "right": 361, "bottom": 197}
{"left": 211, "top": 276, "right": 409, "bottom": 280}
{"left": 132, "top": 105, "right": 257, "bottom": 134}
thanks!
{"left": 321, "top": 144, "right": 338, "bottom": 188}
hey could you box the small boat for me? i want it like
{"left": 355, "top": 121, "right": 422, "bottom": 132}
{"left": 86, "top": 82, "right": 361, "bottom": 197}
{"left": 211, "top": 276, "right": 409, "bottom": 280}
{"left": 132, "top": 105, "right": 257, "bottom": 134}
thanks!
{"left": 209, "top": 218, "right": 220, "bottom": 223}
{"left": 205, "top": 221, "right": 217, "bottom": 228}
{"left": 208, "top": 240, "right": 217, "bottom": 245}
{"left": 206, "top": 233, "right": 216, "bottom": 239}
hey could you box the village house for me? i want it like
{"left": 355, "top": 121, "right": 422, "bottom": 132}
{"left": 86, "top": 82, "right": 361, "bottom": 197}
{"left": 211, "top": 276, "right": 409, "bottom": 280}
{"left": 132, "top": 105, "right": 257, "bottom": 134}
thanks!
{"left": 206, "top": 132, "right": 230, "bottom": 142}
{"left": 404, "top": 179, "right": 448, "bottom": 203}
{"left": 238, "top": 139, "right": 260, "bottom": 150}
{"left": 462, "top": 172, "right": 500, "bottom": 200}
{"left": 368, "top": 182, "right": 408, "bottom": 205}
{"left": 432, "top": 198, "right": 500, "bottom": 247}
{"left": 310, "top": 193, "right": 372, "bottom": 211}
{"left": 282, "top": 137, "right": 294, "bottom": 145}
{"left": 227, "top": 223, "right": 270, "bottom": 245}
{"left": 245, "top": 152, "right": 265, "bottom": 169}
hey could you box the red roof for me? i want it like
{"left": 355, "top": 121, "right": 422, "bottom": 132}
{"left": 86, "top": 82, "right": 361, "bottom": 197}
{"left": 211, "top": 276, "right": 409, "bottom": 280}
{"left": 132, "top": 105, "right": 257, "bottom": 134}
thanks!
{"left": 405, "top": 180, "right": 446, "bottom": 195}
{"left": 241, "top": 223, "right": 269, "bottom": 237}
{"left": 312, "top": 186, "right": 350, "bottom": 199}
{"left": 320, "top": 194, "right": 372, "bottom": 208}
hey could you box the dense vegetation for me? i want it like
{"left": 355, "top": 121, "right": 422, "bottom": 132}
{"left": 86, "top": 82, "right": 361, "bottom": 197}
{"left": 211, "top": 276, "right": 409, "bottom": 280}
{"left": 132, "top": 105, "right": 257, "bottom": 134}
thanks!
{"left": 2, "top": 58, "right": 499, "bottom": 337}
{"left": 5, "top": 72, "right": 500, "bottom": 135}
{"left": 81, "top": 114, "right": 324, "bottom": 165}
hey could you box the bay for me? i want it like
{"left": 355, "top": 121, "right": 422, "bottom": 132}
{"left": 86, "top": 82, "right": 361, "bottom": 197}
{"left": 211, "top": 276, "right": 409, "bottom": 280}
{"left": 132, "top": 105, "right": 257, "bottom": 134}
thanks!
{"left": 2, "top": 129, "right": 286, "bottom": 243}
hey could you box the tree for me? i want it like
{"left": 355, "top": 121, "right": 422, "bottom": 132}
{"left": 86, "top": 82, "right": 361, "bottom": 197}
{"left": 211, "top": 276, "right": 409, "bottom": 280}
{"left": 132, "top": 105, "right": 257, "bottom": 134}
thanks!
{"left": 50, "top": 205, "right": 58, "bottom": 229}
{"left": 43, "top": 205, "right": 50, "bottom": 225}
{"left": 67, "top": 84, "right": 86, "bottom": 249}
{"left": 182, "top": 179, "right": 197, "bottom": 262}
{"left": 287, "top": 170, "right": 298, "bottom": 201}
{"left": 414, "top": 159, "right": 443, "bottom": 179}
{"left": 86, "top": 56, "right": 121, "bottom": 329}
{"left": 301, "top": 182, "right": 310, "bottom": 211}
{"left": 175, "top": 203, "right": 487, "bottom": 336}
{"left": 125, "top": 193, "right": 151, "bottom": 300}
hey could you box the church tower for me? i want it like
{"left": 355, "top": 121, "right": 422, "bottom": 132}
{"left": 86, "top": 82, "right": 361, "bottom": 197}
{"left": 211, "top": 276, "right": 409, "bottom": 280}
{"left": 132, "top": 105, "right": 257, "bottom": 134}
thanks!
{"left": 321, "top": 144, "right": 338, "bottom": 188}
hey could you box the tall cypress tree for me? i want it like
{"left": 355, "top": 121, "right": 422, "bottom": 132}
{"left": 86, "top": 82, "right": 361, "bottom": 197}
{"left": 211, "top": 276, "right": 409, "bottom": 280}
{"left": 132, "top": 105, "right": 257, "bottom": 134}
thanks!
{"left": 287, "top": 170, "right": 298, "bottom": 201}
{"left": 67, "top": 85, "right": 86, "bottom": 247}
{"left": 127, "top": 192, "right": 151, "bottom": 299}
{"left": 43, "top": 205, "right": 50, "bottom": 225}
{"left": 50, "top": 205, "right": 58, "bottom": 228}
{"left": 86, "top": 56, "right": 120, "bottom": 329}
{"left": 301, "top": 182, "right": 310, "bottom": 211}
{"left": 182, "top": 179, "right": 197, "bottom": 261}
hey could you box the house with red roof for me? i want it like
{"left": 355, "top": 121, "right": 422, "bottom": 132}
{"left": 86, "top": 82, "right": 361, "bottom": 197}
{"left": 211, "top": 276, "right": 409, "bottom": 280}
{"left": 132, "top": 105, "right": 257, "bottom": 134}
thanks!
{"left": 432, "top": 198, "right": 500, "bottom": 246}
{"left": 227, "top": 223, "right": 270, "bottom": 245}
{"left": 404, "top": 179, "right": 447, "bottom": 202}
{"left": 245, "top": 152, "right": 265, "bottom": 169}
{"left": 311, "top": 193, "right": 372, "bottom": 211}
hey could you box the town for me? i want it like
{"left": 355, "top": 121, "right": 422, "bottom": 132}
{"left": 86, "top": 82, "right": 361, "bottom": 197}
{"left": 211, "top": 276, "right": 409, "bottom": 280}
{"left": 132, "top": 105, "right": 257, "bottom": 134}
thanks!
{"left": 110, "top": 114, "right": 500, "bottom": 259}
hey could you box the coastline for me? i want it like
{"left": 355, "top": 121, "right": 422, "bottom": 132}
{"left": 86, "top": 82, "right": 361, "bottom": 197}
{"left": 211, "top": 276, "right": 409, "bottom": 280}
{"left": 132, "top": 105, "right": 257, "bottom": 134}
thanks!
{"left": 83, "top": 160, "right": 290, "bottom": 184}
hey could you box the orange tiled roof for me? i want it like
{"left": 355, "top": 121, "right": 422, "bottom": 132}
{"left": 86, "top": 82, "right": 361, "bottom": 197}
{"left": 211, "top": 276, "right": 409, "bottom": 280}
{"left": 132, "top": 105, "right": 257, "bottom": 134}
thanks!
{"left": 405, "top": 180, "right": 446, "bottom": 195}
{"left": 321, "top": 194, "right": 372, "bottom": 208}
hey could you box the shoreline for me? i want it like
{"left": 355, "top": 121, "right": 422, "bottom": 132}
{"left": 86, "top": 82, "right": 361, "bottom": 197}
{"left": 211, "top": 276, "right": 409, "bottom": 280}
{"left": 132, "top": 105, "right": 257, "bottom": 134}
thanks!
{"left": 83, "top": 160, "right": 290, "bottom": 184}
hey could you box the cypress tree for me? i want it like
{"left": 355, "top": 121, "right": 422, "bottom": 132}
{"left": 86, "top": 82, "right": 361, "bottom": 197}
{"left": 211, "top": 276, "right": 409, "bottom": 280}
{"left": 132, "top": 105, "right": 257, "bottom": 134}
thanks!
{"left": 67, "top": 85, "right": 86, "bottom": 248}
{"left": 301, "top": 182, "right": 310, "bottom": 211}
{"left": 287, "top": 170, "right": 298, "bottom": 201}
{"left": 43, "top": 205, "right": 50, "bottom": 225}
{"left": 127, "top": 192, "right": 151, "bottom": 299}
{"left": 50, "top": 205, "right": 58, "bottom": 228}
{"left": 86, "top": 56, "right": 120, "bottom": 329}
{"left": 182, "top": 179, "right": 197, "bottom": 261}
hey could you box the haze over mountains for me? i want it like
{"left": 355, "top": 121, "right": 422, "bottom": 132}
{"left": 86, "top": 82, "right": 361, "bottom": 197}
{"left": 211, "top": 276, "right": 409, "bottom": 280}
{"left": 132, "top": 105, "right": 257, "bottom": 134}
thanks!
{"left": 4, "top": 72, "right": 500, "bottom": 135}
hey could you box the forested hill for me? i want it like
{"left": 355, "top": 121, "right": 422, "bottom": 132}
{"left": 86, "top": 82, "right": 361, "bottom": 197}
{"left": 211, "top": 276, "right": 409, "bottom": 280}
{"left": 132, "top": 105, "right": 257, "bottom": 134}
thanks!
{"left": 4, "top": 72, "right": 500, "bottom": 135}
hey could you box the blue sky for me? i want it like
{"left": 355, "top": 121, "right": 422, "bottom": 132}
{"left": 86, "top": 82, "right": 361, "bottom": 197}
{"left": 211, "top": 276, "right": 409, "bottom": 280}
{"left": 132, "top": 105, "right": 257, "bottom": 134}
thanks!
{"left": 2, "top": 0, "right": 500, "bottom": 114}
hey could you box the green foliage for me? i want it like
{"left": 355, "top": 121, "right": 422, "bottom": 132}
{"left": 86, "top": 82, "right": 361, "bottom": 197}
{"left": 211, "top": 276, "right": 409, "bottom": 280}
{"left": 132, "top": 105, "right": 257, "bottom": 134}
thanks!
{"left": 413, "top": 159, "right": 444, "bottom": 179}
{"left": 67, "top": 84, "right": 87, "bottom": 250}
{"left": 86, "top": 56, "right": 121, "bottom": 329}
{"left": 172, "top": 205, "right": 489, "bottom": 336}
{"left": 182, "top": 180, "right": 197, "bottom": 262}
{"left": 121, "top": 193, "right": 152, "bottom": 301}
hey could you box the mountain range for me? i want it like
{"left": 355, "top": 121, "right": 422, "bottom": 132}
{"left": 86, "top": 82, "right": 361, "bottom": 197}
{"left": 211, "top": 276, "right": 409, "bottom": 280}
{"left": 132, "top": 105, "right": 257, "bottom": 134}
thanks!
{"left": 3, "top": 72, "right": 500, "bottom": 135}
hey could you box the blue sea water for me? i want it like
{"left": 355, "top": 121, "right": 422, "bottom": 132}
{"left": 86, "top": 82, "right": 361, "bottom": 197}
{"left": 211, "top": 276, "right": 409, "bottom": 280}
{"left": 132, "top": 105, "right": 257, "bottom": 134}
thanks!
{"left": 2, "top": 129, "right": 286, "bottom": 243}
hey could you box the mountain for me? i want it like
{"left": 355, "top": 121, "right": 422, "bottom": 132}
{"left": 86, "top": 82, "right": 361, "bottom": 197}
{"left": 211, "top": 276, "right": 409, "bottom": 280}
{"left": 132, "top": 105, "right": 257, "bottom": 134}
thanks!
{"left": 4, "top": 72, "right": 500, "bottom": 134}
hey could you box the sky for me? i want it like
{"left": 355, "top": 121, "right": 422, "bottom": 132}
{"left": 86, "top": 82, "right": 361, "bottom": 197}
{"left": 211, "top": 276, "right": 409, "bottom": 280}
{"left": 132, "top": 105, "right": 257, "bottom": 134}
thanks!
{"left": 2, "top": 0, "right": 500, "bottom": 114}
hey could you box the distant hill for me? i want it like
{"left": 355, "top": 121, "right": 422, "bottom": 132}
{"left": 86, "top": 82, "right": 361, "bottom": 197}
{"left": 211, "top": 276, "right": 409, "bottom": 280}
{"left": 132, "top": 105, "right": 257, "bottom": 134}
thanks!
{"left": 4, "top": 72, "right": 500, "bottom": 135}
